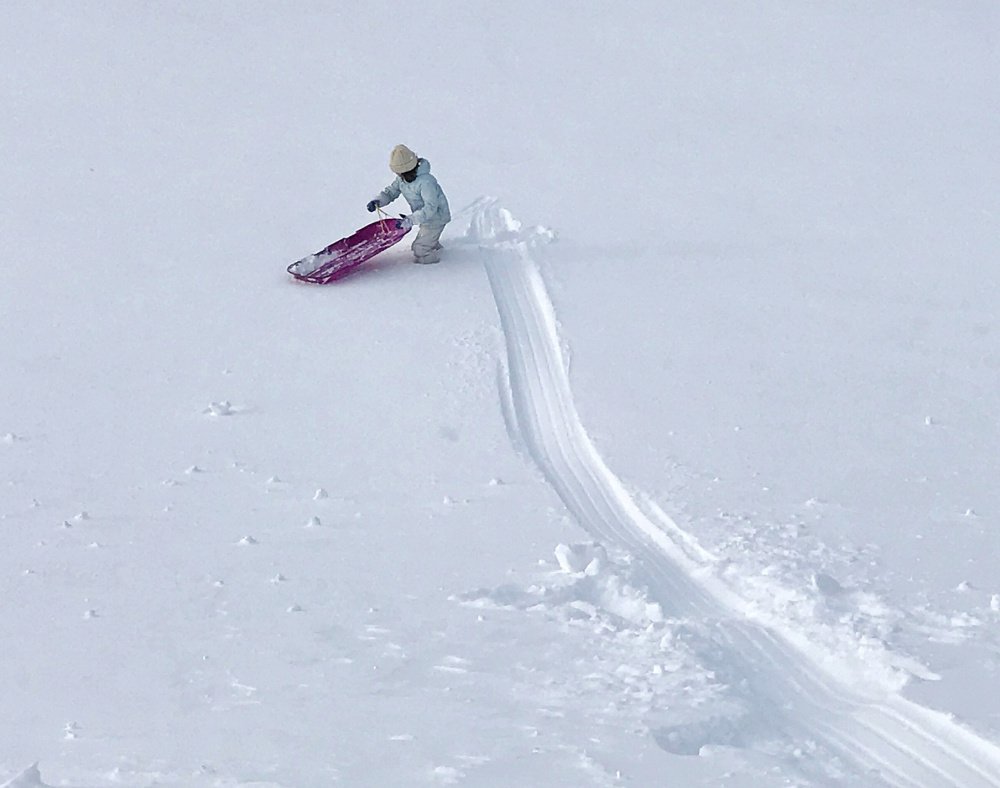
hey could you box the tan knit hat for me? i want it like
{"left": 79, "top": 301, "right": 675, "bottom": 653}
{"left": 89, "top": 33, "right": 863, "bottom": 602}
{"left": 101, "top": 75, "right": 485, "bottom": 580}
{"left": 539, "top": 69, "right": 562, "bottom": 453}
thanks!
{"left": 389, "top": 144, "right": 419, "bottom": 174}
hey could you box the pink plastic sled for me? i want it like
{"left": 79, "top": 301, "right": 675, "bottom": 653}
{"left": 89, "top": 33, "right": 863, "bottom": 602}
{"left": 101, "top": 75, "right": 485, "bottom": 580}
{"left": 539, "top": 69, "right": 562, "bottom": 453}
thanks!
{"left": 287, "top": 218, "right": 411, "bottom": 284}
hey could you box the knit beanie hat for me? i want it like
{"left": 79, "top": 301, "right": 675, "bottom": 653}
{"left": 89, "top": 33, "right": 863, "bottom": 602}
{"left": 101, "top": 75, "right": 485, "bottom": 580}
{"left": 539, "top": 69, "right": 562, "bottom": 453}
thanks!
{"left": 389, "top": 144, "right": 419, "bottom": 174}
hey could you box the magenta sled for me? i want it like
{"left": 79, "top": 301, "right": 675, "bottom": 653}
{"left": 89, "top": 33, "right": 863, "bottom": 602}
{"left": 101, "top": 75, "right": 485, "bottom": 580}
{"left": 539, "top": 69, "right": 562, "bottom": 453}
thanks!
{"left": 287, "top": 218, "right": 411, "bottom": 284}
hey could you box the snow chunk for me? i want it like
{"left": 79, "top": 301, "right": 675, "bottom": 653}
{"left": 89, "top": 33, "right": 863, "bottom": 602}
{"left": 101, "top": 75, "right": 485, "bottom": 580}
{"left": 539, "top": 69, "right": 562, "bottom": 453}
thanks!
{"left": 291, "top": 254, "right": 320, "bottom": 275}
{"left": 598, "top": 573, "right": 665, "bottom": 626}
{"left": 203, "top": 400, "right": 234, "bottom": 417}
{"left": 554, "top": 542, "right": 607, "bottom": 575}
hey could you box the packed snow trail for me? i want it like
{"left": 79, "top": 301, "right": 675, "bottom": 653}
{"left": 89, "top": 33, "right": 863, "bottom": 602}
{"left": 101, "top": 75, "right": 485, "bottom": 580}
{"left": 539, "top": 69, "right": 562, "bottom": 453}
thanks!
{"left": 470, "top": 199, "right": 1000, "bottom": 787}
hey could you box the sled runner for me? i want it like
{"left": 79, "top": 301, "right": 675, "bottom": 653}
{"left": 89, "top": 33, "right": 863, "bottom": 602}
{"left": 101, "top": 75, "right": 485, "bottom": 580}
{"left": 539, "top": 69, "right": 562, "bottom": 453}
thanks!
{"left": 287, "top": 217, "right": 410, "bottom": 284}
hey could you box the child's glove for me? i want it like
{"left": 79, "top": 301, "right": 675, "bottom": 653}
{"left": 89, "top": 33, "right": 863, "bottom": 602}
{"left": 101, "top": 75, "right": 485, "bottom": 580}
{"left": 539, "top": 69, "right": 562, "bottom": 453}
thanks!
{"left": 366, "top": 200, "right": 379, "bottom": 212}
{"left": 397, "top": 215, "right": 413, "bottom": 230}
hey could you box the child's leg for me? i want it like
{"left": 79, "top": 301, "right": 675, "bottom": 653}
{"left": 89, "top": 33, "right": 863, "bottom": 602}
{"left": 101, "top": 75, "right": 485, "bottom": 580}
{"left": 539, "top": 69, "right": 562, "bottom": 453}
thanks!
{"left": 411, "top": 223, "right": 446, "bottom": 264}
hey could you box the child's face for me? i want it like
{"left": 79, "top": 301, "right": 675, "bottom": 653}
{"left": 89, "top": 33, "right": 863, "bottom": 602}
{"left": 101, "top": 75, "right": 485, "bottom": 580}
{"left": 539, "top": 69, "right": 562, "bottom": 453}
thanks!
{"left": 401, "top": 167, "right": 418, "bottom": 183}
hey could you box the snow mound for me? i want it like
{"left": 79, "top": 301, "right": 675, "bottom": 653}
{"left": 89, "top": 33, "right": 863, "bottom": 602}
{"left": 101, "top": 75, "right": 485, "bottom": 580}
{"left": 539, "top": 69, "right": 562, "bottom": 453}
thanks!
{"left": 1, "top": 765, "right": 50, "bottom": 788}
{"left": 454, "top": 196, "right": 555, "bottom": 248}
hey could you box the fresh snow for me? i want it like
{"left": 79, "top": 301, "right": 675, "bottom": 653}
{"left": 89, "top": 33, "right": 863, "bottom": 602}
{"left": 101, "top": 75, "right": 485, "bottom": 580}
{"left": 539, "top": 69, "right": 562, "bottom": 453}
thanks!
{"left": 3, "top": 3, "right": 1000, "bottom": 787}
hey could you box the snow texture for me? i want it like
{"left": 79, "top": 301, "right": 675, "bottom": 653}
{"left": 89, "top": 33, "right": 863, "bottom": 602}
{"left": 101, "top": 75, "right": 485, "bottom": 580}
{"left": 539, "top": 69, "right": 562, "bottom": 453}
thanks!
{"left": 3, "top": 3, "right": 1000, "bottom": 787}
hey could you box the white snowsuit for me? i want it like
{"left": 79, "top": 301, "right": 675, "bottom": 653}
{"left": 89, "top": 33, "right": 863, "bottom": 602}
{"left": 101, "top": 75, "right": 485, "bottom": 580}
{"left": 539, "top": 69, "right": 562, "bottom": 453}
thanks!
{"left": 372, "top": 158, "right": 451, "bottom": 264}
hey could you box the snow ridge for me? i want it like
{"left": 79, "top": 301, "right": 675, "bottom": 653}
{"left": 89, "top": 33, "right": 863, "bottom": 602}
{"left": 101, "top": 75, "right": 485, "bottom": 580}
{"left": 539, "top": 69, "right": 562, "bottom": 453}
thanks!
{"left": 472, "top": 198, "right": 1000, "bottom": 786}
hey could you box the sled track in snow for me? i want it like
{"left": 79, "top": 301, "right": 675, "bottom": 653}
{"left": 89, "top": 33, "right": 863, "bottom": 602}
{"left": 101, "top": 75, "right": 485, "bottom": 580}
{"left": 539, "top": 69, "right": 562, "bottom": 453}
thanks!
{"left": 477, "top": 215, "right": 1000, "bottom": 786}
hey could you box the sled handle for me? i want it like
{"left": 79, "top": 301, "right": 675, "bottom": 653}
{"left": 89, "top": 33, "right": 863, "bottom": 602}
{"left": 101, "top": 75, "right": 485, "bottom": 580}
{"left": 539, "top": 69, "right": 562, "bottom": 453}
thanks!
{"left": 375, "top": 204, "right": 391, "bottom": 233}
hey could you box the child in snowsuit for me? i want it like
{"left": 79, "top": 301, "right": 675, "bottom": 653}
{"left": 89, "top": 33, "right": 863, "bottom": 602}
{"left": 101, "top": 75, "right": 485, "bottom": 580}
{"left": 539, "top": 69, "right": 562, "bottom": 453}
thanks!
{"left": 367, "top": 144, "right": 451, "bottom": 264}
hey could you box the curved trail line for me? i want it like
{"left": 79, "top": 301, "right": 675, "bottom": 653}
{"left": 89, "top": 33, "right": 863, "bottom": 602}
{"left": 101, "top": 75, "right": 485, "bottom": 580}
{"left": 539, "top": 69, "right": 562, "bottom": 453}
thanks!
{"left": 472, "top": 199, "right": 1000, "bottom": 787}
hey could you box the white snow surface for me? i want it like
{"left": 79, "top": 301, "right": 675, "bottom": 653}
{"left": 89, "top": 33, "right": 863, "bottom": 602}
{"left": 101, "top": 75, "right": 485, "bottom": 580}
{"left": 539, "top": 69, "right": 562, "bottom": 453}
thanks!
{"left": 3, "top": 3, "right": 1000, "bottom": 786}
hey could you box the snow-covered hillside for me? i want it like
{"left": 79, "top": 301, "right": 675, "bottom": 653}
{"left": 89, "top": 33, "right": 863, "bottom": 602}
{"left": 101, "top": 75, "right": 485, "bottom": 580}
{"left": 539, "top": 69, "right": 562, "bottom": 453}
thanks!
{"left": 3, "top": 4, "right": 1000, "bottom": 786}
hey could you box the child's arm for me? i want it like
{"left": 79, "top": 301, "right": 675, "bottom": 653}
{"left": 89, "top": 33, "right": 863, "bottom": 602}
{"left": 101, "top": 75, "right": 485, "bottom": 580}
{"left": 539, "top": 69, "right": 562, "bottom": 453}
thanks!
{"left": 370, "top": 178, "right": 402, "bottom": 210}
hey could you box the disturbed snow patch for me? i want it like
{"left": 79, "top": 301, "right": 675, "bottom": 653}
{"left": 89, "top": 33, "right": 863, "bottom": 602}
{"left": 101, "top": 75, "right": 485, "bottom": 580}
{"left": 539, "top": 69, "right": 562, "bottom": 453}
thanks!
{"left": 460, "top": 541, "right": 664, "bottom": 629}
{"left": 457, "top": 543, "right": 761, "bottom": 757}
{"left": 694, "top": 502, "right": 974, "bottom": 687}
